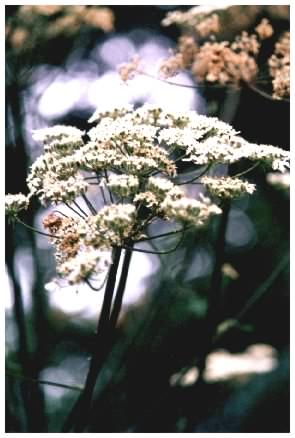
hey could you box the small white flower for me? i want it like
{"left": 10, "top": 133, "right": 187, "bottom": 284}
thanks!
{"left": 100, "top": 174, "right": 139, "bottom": 197}
{"left": 32, "top": 125, "right": 85, "bottom": 143}
{"left": 58, "top": 248, "right": 111, "bottom": 285}
{"left": 202, "top": 176, "right": 256, "bottom": 199}
{"left": 244, "top": 142, "right": 290, "bottom": 172}
{"left": 88, "top": 104, "right": 134, "bottom": 123}
{"left": 161, "top": 194, "right": 221, "bottom": 226}
{"left": 87, "top": 204, "right": 136, "bottom": 246}
{"left": 39, "top": 173, "right": 88, "bottom": 205}
{"left": 5, "top": 193, "right": 29, "bottom": 217}
{"left": 147, "top": 176, "right": 175, "bottom": 194}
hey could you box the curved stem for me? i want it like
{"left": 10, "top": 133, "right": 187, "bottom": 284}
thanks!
{"left": 64, "top": 202, "right": 86, "bottom": 219}
{"left": 176, "top": 164, "right": 212, "bottom": 185}
{"left": 232, "top": 161, "right": 260, "bottom": 178}
{"left": 16, "top": 218, "right": 62, "bottom": 239}
{"left": 137, "top": 226, "right": 189, "bottom": 242}
{"left": 84, "top": 276, "right": 107, "bottom": 292}
{"left": 123, "top": 231, "right": 185, "bottom": 255}
{"left": 52, "top": 210, "right": 69, "bottom": 218}
{"left": 248, "top": 82, "right": 290, "bottom": 103}
{"left": 141, "top": 70, "right": 239, "bottom": 90}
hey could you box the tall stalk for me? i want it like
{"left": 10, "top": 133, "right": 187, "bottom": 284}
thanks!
{"left": 63, "top": 245, "right": 134, "bottom": 432}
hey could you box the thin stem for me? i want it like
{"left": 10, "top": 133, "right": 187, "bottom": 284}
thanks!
{"left": 232, "top": 161, "right": 260, "bottom": 178}
{"left": 85, "top": 276, "right": 107, "bottom": 292}
{"left": 52, "top": 210, "right": 69, "bottom": 218}
{"left": 100, "top": 186, "right": 108, "bottom": 205}
{"left": 16, "top": 218, "right": 62, "bottom": 239}
{"left": 248, "top": 82, "right": 290, "bottom": 103}
{"left": 123, "top": 231, "right": 185, "bottom": 255}
{"left": 64, "top": 201, "right": 86, "bottom": 219}
{"left": 73, "top": 200, "right": 88, "bottom": 218}
{"left": 136, "top": 226, "right": 189, "bottom": 242}
{"left": 82, "top": 193, "right": 97, "bottom": 215}
{"left": 172, "top": 152, "right": 189, "bottom": 164}
{"left": 176, "top": 164, "right": 212, "bottom": 185}
{"left": 212, "top": 252, "right": 289, "bottom": 345}
{"left": 235, "top": 252, "right": 289, "bottom": 322}
{"left": 95, "top": 173, "right": 108, "bottom": 205}
{"left": 104, "top": 170, "right": 114, "bottom": 204}
{"left": 141, "top": 70, "right": 239, "bottom": 90}
{"left": 6, "top": 369, "right": 83, "bottom": 392}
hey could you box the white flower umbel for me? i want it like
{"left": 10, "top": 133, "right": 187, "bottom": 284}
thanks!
{"left": 134, "top": 178, "right": 183, "bottom": 209}
{"left": 58, "top": 248, "right": 112, "bottom": 285}
{"left": 88, "top": 118, "right": 158, "bottom": 143}
{"left": 202, "top": 176, "right": 256, "bottom": 199}
{"left": 158, "top": 116, "right": 238, "bottom": 151}
{"left": 100, "top": 174, "right": 139, "bottom": 197}
{"left": 185, "top": 137, "right": 246, "bottom": 166}
{"left": 245, "top": 142, "right": 290, "bottom": 172}
{"left": 5, "top": 193, "right": 29, "bottom": 217}
{"left": 32, "top": 125, "right": 84, "bottom": 142}
{"left": 185, "top": 136, "right": 290, "bottom": 171}
{"left": 6, "top": 103, "right": 290, "bottom": 285}
{"left": 87, "top": 204, "right": 137, "bottom": 246}
{"left": 32, "top": 125, "right": 85, "bottom": 154}
{"left": 161, "top": 193, "right": 222, "bottom": 226}
{"left": 40, "top": 173, "right": 89, "bottom": 205}
{"left": 147, "top": 176, "right": 175, "bottom": 194}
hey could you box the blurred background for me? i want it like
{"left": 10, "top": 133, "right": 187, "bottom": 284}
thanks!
{"left": 5, "top": 5, "right": 290, "bottom": 432}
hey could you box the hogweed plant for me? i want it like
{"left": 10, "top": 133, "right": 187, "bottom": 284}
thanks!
{"left": 5, "top": 104, "right": 290, "bottom": 431}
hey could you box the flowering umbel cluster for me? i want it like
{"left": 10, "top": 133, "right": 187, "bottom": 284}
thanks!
{"left": 5, "top": 104, "right": 290, "bottom": 285}
{"left": 119, "top": 6, "right": 289, "bottom": 100}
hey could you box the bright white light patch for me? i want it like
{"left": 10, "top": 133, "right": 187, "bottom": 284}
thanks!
{"left": 38, "top": 75, "right": 88, "bottom": 119}
{"left": 46, "top": 251, "right": 159, "bottom": 319}
{"left": 99, "top": 35, "right": 136, "bottom": 68}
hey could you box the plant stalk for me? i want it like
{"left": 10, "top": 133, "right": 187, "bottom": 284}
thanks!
{"left": 63, "top": 245, "right": 130, "bottom": 432}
